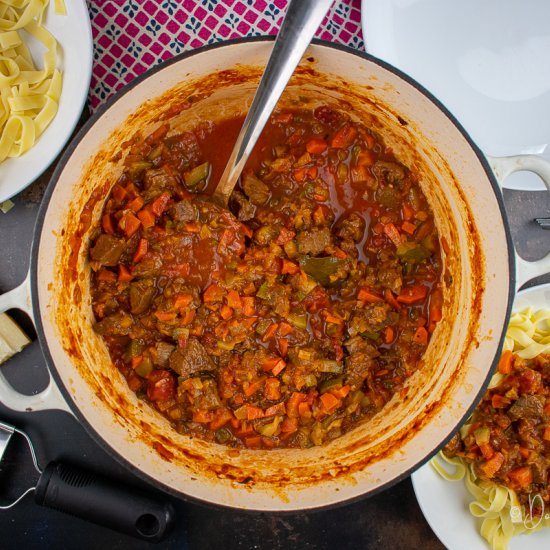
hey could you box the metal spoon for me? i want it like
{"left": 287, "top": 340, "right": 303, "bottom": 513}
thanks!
{"left": 211, "top": 0, "right": 335, "bottom": 207}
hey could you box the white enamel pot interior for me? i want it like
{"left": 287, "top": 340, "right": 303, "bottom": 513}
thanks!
{"left": 2, "top": 39, "right": 550, "bottom": 511}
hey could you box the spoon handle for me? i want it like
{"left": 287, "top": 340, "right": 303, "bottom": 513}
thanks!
{"left": 213, "top": 0, "right": 335, "bottom": 205}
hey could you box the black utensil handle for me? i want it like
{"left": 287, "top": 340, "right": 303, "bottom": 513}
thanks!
{"left": 34, "top": 462, "right": 175, "bottom": 542}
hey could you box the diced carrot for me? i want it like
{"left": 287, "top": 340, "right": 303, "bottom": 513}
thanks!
{"left": 243, "top": 379, "right": 264, "bottom": 397}
{"left": 246, "top": 404, "right": 265, "bottom": 420}
{"left": 286, "top": 392, "right": 307, "bottom": 418}
{"left": 401, "top": 221, "right": 416, "bottom": 235}
{"left": 519, "top": 447, "right": 530, "bottom": 459}
{"left": 244, "top": 436, "right": 262, "bottom": 448}
{"left": 281, "top": 259, "right": 300, "bottom": 275}
{"left": 192, "top": 409, "right": 214, "bottom": 424}
{"left": 154, "top": 310, "right": 176, "bottom": 322}
{"left": 543, "top": 426, "right": 550, "bottom": 442}
{"left": 126, "top": 196, "right": 144, "bottom": 213}
{"left": 384, "top": 289, "right": 401, "bottom": 311}
{"left": 131, "top": 355, "right": 143, "bottom": 369}
{"left": 479, "top": 443, "right": 494, "bottom": 460}
{"left": 264, "top": 378, "right": 281, "bottom": 401}
{"left": 111, "top": 184, "right": 128, "bottom": 202}
{"left": 402, "top": 204, "right": 415, "bottom": 221}
{"left": 226, "top": 289, "right": 242, "bottom": 309}
{"left": 242, "top": 297, "right": 256, "bottom": 317}
{"left": 491, "top": 394, "right": 510, "bottom": 409}
{"left": 149, "top": 192, "right": 171, "bottom": 216}
{"left": 306, "top": 137, "right": 328, "bottom": 155}
{"left": 262, "top": 322, "right": 279, "bottom": 342}
{"left": 118, "top": 264, "right": 133, "bottom": 282}
{"left": 264, "top": 403, "right": 286, "bottom": 418}
{"left": 480, "top": 452, "right": 504, "bottom": 478}
{"left": 498, "top": 349, "right": 514, "bottom": 375}
{"left": 307, "top": 166, "right": 318, "bottom": 179}
{"left": 132, "top": 238, "right": 148, "bottom": 263}
{"left": 277, "top": 322, "right": 294, "bottom": 337}
{"left": 383, "top": 222, "right": 403, "bottom": 247}
{"left": 397, "top": 284, "right": 428, "bottom": 304}
{"left": 275, "top": 227, "right": 295, "bottom": 245}
{"left": 384, "top": 326, "right": 394, "bottom": 344}
{"left": 180, "top": 309, "right": 195, "bottom": 326}
{"left": 272, "top": 359, "right": 287, "bottom": 376}
{"left": 429, "top": 288, "right": 443, "bottom": 326}
{"left": 278, "top": 338, "right": 288, "bottom": 357}
{"left": 101, "top": 214, "right": 115, "bottom": 235}
{"left": 357, "top": 288, "right": 383, "bottom": 303}
{"left": 332, "top": 247, "right": 348, "bottom": 259}
{"left": 174, "top": 293, "right": 193, "bottom": 309}
{"left": 330, "top": 385, "right": 351, "bottom": 399}
{"left": 209, "top": 408, "right": 233, "bottom": 431}
{"left": 508, "top": 466, "right": 533, "bottom": 488}
{"left": 298, "top": 402, "right": 312, "bottom": 418}
{"left": 220, "top": 305, "right": 233, "bottom": 320}
{"left": 356, "top": 150, "right": 375, "bottom": 167}
{"left": 413, "top": 326, "right": 429, "bottom": 346}
{"left": 97, "top": 269, "right": 116, "bottom": 282}
{"left": 118, "top": 212, "right": 141, "bottom": 238}
{"left": 137, "top": 207, "right": 156, "bottom": 229}
{"left": 322, "top": 310, "right": 343, "bottom": 324}
{"left": 185, "top": 221, "right": 201, "bottom": 233}
{"left": 319, "top": 392, "right": 341, "bottom": 412}
{"left": 330, "top": 124, "right": 358, "bottom": 148}
{"left": 294, "top": 167, "right": 307, "bottom": 182}
{"left": 280, "top": 416, "right": 299, "bottom": 433}
{"left": 233, "top": 420, "right": 255, "bottom": 437}
{"left": 145, "top": 122, "right": 169, "bottom": 144}
{"left": 203, "top": 284, "right": 225, "bottom": 303}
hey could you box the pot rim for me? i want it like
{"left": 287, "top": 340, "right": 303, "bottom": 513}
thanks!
{"left": 30, "top": 37, "right": 516, "bottom": 511}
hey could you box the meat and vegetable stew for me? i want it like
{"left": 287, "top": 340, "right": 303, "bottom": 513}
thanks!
{"left": 89, "top": 106, "right": 443, "bottom": 449}
{"left": 444, "top": 352, "right": 550, "bottom": 510}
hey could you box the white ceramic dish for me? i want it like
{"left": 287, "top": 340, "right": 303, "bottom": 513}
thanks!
{"left": 361, "top": 0, "right": 550, "bottom": 191}
{"left": 411, "top": 282, "right": 550, "bottom": 550}
{"left": 0, "top": 0, "right": 93, "bottom": 203}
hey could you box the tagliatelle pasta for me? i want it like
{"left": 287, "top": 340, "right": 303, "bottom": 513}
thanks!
{"left": 0, "top": 0, "right": 65, "bottom": 163}
{"left": 432, "top": 306, "right": 550, "bottom": 550}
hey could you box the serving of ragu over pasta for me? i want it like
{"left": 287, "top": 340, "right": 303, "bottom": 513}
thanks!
{"left": 432, "top": 305, "right": 550, "bottom": 550}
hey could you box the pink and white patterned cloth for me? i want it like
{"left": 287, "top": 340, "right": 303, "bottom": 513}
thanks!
{"left": 87, "top": 0, "right": 365, "bottom": 111}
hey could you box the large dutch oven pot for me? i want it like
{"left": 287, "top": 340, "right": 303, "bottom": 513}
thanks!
{"left": 1, "top": 39, "right": 550, "bottom": 511}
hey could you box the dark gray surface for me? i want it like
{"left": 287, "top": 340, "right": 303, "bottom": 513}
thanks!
{"left": 0, "top": 161, "right": 549, "bottom": 549}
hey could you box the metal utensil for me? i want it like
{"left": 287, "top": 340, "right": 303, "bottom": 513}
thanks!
{"left": 0, "top": 420, "right": 174, "bottom": 541}
{"left": 211, "top": 0, "right": 335, "bottom": 206}
{"left": 535, "top": 217, "right": 550, "bottom": 229}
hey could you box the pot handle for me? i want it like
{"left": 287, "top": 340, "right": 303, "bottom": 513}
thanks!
{"left": 487, "top": 154, "right": 550, "bottom": 290}
{"left": 0, "top": 273, "right": 71, "bottom": 414}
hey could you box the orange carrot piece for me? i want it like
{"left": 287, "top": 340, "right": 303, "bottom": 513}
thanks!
{"left": 203, "top": 284, "right": 224, "bottom": 303}
{"left": 305, "top": 137, "right": 328, "bottom": 155}
{"left": 358, "top": 288, "right": 383, "bottom": 303}
{"left": 246, "top": 404, "right": 265, "bottom": 420}
{"left": 498, "top": 349, "right": 514, "bottom": 375}
{"left": 226, "top": 289, "right": 242, "bottom": 309}
{"left": 242, "top": 297, "right": 255, "bottom": 317}
{"left": 132, "top": 238, "right": 148, "bottom": 263}
{"left": 127, "top": 195, "right": 144, "bottom": 213}
{"left": 330, "top": 124, "right": 358, "bottom": 148}
{"left": 101, "top": 214, "right": 115, "bottom": 235}
{"left": 149, "top": 192, "right": 171, "bottom": 217}
{"left": 97, "top": 269, "right": 116, "bottom": 282}
{"left": 401, "top": 221, "right": 416, "bottom": 235}
{"left": 118, "top": 212, "right": 141, "bottom": 238}
{"left": 383, "top": 222, "right": 403, "bottom": 247}
{"left": 137, "top": 207, "right": 156, "bottom": 229}
{"left": 384, "top": 326, "right": 395, "bottom": 344}
{"left": 384, "top": 289, "right": 401, "bottom": 311}
{"left": 413, "top": 326, "right": 429, "bottom": 346}
{"left": 264, "top": 377, "right": 281, "bottom": 401}
{"left": 118, "top": 264, "right": 133, "bottom": 282}
{"left": 220, "top": 305, "right": 233, "bottom": 320}
{"left": 262, "top": 322, "right": 279, "bottom": 342}
{"left": 281, "top": 259, "right": 300, "bottom": 275}
{"left": 480, "top": 452, "right": 504, "bottom": 478}
{"left": 319, "top": 392, "right": 341, "bottom": 412}
{"left": 508, "top": 466, "right": 533, "bottom": 488}
{"left": 397, "top": 284, "right": 428, "bottom": 304}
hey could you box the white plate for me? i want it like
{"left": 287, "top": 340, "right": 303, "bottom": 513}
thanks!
{"left": 0, "top": 0, "right": 93, "bottom": 203}
{"left": 361, "top": 0, "right": 550, "bottom": 191}
{"left": 411, "top": 282, "right": 550, "bottom": 549}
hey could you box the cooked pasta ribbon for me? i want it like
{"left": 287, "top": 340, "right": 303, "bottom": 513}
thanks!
{"left": 0, "top": 0, "right": 64, "bottom": 163}
{"left": 431, "top": 305, "right": 550, "bottom": 550}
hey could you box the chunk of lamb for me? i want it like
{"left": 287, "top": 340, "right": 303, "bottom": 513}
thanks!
{"left": 297, "top": 227, "right": 332, "bottom": 256}
{"left": 348, "top": 303, "right": 394, "bottom": 337}
{"left": 242, "top": 172, "right": 270, "bottom": 206}
{"left": 335, "top": 213, "right": 366, "bottom": 243}
{"left": 143, "top": 167, "right": 178, "bottom": 197}
{"left": 169, "top": 199, "right": 198, "bottom": 223}
{"left": 507, "top": 394, "right": 544, "bottom": 420}
{"left": 231, "top": 191, "right": 256, "bottom": 222}
{"left": 372, "top": 160, "right": 406, "bottom": 186}
{"left": 90, "top": 235, "right": 125, "bottom": 266}
{"left": 168, "top": 337, "right": 216, "bottom": 379}
{"left": 345, "top": 350, "right": 377, "bottom": 390}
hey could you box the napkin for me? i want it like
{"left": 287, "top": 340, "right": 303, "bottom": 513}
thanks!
{"left": 87, "top": 0, "right": 364, "bottom": 111}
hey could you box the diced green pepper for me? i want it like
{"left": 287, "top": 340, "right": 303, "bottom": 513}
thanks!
{"left": 288, "top": 312, "right": 307, "bottom": 330}
{"left": 135, "top": 356, "right": 153, "bottom": 378}
{"left": 396, "top": 241, "right": 431, "bottom": 263}
{"left": 256, "top": 282, "right": 270, "bottom": 300}
{"left": 474, "top": 426, "right": 490, "bottom": 446}
{"left": 255, "top": 318, "right": 272, "bottom": 336}
{"left": 215, "top": 428, "right": 232, "bottom": 444}
{"left": 320, "top": 377, "right": 344, "bottom": 393}
{"left": 299, "top": 256, "right": 346, "bottom": 285}
{"left": 184, "top": 162, "right": 210, "bottom": 187}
